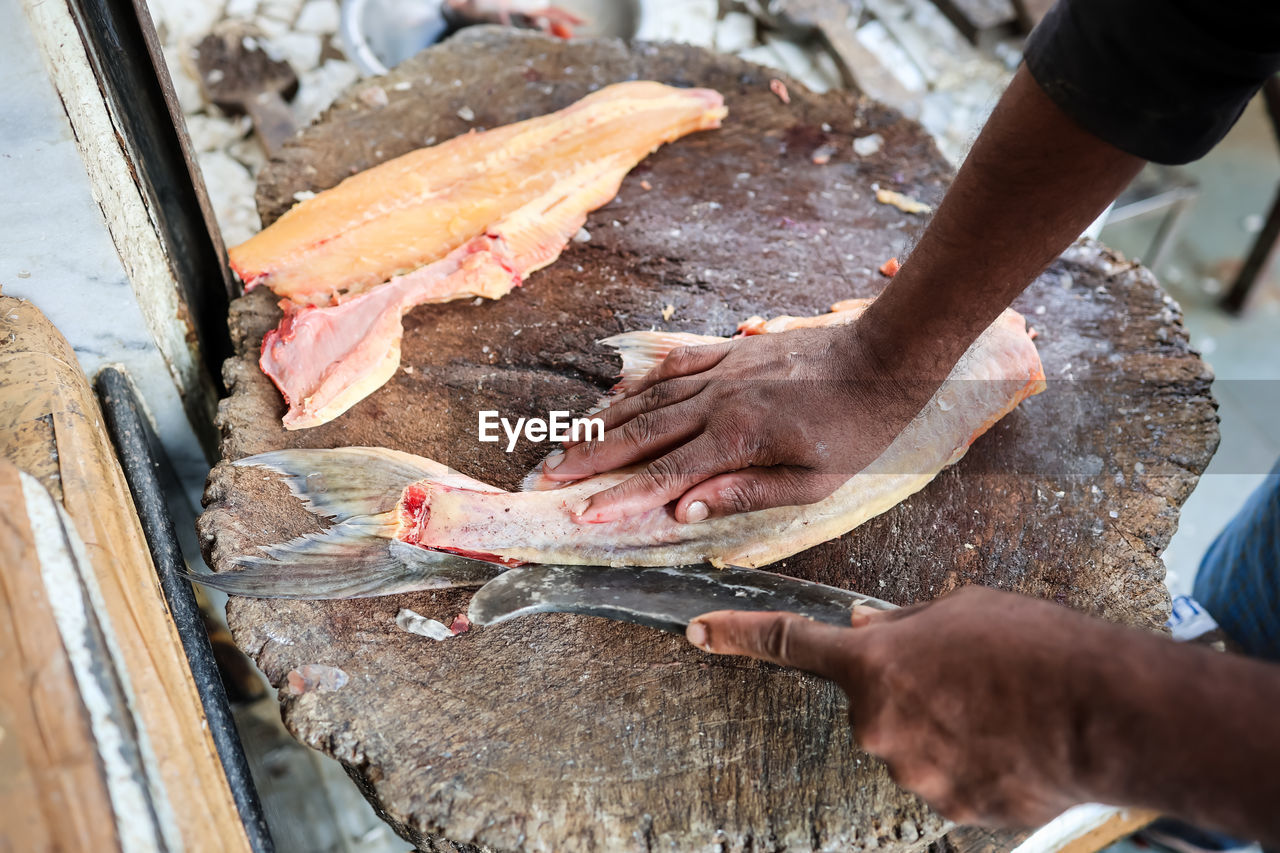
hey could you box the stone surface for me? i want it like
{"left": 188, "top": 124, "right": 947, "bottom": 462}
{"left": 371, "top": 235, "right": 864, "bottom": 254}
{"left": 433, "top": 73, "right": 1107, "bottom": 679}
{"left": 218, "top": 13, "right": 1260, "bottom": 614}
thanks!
{"left": 715, "top": 10, "right": 758, "bottom": 54}
{"left": 200, "top": 28, "right": 1218, "bottom": 853}
{"left": 294, "top": 0, "right": 340, "bottom": 34}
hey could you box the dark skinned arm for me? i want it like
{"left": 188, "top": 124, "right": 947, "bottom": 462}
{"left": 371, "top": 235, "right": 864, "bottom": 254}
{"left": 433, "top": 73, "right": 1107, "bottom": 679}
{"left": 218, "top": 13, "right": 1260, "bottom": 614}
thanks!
{"left": 684, "top": 588, "right": 1280, "bottom": 843}
{"left": 543, "top": 65, "right": 1145, "bottom": 523}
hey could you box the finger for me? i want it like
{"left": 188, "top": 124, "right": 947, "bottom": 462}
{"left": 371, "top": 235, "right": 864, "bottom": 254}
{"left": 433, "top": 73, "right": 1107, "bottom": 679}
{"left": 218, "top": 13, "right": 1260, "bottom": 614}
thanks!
{"left": 585, "top": 374, "right": 709, "bottom": 440}
{"left": 569, "top": 432, "right": 740, "bottom": 523}
{"left": 850, "top": 604, "right": 897, "bottom": 628}
{"left": 560, "top": 342, "right": 730, "bottom": 450}
{"left": 548, "top": 401, "right": 706, "bottom": 483}
{"left": 850, "top": 601, "right": 925, "bottom": 627}
{"left": 625, "top": 342, "right": 732, "bottom": 398}
{"left": 685, "top": 610, "right": 856, "bottom": 682}
{"left": 673, "top": 467, "right": 840, "bottom": 521}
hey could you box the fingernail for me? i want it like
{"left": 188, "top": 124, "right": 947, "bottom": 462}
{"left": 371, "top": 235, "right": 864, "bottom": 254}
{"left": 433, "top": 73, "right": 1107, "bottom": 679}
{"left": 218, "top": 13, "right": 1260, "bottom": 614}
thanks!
{"left": 685, "top": 501, "right": 709, "bottom": 523}
{"left": 686, "top": 621, "right": 709, "bottom": 649}
{"left": 850, "top": 604, "right": 885, "bottom": 627}
{"left": 570, "top": 499, "right": 590, "bottom": 519}
{"left": 544, "top": 450, "right": 564, "bottom": 470}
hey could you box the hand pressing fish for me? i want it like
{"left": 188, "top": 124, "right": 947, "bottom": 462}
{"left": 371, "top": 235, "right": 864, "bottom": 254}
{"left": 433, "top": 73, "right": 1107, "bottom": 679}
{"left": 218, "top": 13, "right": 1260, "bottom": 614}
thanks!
{"left": 195, "top": 301, "right": 1044, "bottom": 599}
{"left": 229, "top": 81, "right": 727, "bottom": 429}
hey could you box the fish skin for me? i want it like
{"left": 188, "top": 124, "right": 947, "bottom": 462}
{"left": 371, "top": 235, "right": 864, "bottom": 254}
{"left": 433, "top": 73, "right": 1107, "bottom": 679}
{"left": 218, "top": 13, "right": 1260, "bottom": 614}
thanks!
{"left": 229, "top": 81, "right": 727, "bottom": 305}
{"left": 221, "top": 302, "right": 1044, "bottom": 597}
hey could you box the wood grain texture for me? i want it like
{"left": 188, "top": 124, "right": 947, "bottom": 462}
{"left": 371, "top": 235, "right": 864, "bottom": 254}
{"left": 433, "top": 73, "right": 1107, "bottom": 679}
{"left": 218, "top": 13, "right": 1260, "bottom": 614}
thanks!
{"left": 0, "top": 462, "right": 120, "bottom": 853}
{"left": 200, "top": 29, "right": 1218, "bottom": 852}
{"left": 0, "top": 295, "right": 251, "bottom": 853}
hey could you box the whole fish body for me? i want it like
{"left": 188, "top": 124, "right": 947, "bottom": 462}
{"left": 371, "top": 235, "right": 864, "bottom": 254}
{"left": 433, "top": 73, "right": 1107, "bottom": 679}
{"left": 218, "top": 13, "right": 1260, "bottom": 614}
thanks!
{"left": 228, "top": 82, "right": 727, "bottom": 430}
{"left": 203, "top": 301, "right": 1045, "bottom": 599}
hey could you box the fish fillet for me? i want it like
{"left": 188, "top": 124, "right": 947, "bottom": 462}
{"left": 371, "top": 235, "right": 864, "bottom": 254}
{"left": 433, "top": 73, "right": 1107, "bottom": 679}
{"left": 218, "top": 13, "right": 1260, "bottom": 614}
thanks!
{"left": 237, "top": 82, "right": 726, "bottom": 429}
{"left": 201, "top": 301, "right": 1045, "bottom": 598}
{"left": 230, "top": 81, "right": 727, "bottom": 303}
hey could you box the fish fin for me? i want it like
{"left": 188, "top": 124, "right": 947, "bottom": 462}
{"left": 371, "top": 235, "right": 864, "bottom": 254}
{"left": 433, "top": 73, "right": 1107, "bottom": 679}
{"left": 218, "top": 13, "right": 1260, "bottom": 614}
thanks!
{"left": 597, "top": 331, "right": 727, "bottom": 398}
{"left": 234, "top": 447, "right": 504, "bottom": 521}
{"left": 519, "top": 463, "right": 645, "bottom": 493}
{"left": 194, "top": 514, "right": 504, "bottom": 599}
{"left": 520, "top": 465, "right": 563, "bottom": 492}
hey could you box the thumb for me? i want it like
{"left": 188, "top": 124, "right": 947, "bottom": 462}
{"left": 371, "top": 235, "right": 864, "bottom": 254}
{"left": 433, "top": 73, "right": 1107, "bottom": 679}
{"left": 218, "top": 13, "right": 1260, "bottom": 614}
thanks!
{"left": 686, "top": 610, "right": 857, "bottom": 682}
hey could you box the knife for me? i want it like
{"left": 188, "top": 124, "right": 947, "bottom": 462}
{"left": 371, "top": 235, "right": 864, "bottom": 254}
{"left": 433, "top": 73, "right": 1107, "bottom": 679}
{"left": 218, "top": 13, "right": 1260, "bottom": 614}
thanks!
{"left": 467, "top": 563, "right": 897, "bottom": 634}
{"left": 190, "top": 547, "right": 897, "bottom": 632}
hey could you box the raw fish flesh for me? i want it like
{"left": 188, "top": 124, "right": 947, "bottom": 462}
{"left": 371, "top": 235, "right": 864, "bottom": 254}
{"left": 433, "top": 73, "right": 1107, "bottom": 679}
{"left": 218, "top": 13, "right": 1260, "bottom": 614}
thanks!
{"left": 230, "top": 81, "right": 726, "bottom": 429}
{"left": 197, "top": 301, "right": 1045, "bottom": 598}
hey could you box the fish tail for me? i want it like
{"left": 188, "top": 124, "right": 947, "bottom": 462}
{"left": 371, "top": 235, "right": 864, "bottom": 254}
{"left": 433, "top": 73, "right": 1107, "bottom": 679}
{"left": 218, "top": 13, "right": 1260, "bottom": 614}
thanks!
{"left": 212, "top": 448, "right": 511, "bottom": 598}
{"left": 233, "top": 446, "right": 503, "bottom": 521}
{"left": 192, "top": 513, "right": 504, "bottom": 599}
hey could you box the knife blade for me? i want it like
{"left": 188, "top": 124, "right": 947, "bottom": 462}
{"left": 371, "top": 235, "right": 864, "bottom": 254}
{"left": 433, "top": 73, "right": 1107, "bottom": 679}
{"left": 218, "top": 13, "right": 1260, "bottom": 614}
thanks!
{"left": 467, "top": 563, "right": 897, "bottom": 634}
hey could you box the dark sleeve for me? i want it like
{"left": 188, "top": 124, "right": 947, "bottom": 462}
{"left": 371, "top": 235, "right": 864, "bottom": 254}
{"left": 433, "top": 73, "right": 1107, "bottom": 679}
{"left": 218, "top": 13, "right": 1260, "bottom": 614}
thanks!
{"left": 1023, "top": 0, "right": 1280, "bottom": 164}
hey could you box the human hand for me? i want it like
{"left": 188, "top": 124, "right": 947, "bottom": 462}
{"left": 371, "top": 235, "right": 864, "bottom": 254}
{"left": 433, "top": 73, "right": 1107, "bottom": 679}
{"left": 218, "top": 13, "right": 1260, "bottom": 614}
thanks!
{"left": 542, "top": 322, "right": 941, "bottom": 523}
{"left": 685, "top": 586, "right": 1116, "bottom": 826}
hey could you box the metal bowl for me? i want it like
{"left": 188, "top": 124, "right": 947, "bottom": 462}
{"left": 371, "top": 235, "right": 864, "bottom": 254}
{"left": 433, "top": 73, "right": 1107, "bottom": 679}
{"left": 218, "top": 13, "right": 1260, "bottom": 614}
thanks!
{"left": 341, "top": 0, "right": 640, "bottom": 76}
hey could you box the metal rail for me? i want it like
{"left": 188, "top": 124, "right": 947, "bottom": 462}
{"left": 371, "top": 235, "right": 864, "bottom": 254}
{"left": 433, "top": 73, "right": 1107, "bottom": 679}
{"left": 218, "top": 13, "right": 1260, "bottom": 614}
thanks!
{"left": 98, "top": 367, "right": 275, "bottom": 853}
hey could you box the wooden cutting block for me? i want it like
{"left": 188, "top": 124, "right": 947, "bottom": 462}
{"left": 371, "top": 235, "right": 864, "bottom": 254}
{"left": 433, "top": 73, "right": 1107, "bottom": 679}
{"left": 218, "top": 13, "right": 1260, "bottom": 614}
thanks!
{"left": 0, "top": 293, "right": 251, "bottom": 853}
{"left": 202, "top": 28, "right": 1217, "bottom": 852}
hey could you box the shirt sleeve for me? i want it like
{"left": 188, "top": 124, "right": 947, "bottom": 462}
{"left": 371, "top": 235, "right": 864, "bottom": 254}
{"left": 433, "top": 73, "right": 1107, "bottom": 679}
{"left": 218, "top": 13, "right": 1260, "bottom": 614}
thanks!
{"left": 1023, "top": 0, "right": 1280, "bottom": 164}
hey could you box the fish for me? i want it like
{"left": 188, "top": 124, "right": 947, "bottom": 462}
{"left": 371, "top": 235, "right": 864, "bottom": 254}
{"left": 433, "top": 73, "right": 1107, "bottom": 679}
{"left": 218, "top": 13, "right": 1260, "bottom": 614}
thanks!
{"left": 196, "top": 301, "right": 1045, "bottom": 599}
{"left": 232, "top": 81, "right": 726, "bottom": 429}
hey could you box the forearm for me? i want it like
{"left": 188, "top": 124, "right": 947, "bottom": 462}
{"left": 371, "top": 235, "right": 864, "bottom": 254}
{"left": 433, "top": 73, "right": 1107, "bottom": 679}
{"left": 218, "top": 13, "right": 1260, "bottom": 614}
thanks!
{"left": 1073, "top": 629, "right": 1280, "bottom": 842}
{"left": 858, "top": 65, "right": 1144, "bottom": 376}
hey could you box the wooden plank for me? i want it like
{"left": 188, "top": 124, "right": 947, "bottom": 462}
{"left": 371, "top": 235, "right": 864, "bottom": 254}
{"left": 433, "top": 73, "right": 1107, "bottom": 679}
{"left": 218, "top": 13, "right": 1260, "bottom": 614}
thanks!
{"left": 1011, "top": 805, "right": 1158, "bottom": 853}
{"left": 0, "top": 462, "right": 121, "bottom": 852}
{"left": 1055, "top": 809, "right": 1157, "bottom": 853}
{"left": 0, "top": 294, "right": 252, "bottom": 853}
{"left": 203, "top": 29, "right": 1217, "bottom": 853}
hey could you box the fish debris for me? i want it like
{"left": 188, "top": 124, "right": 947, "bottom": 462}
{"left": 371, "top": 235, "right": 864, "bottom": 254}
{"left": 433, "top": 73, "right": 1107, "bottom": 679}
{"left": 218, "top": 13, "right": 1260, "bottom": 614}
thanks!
{"left": 396, "top": 608, "right": 454, "bottom": 640}
{"left": 875, "top": 188, "right": 932, "bottom": 215}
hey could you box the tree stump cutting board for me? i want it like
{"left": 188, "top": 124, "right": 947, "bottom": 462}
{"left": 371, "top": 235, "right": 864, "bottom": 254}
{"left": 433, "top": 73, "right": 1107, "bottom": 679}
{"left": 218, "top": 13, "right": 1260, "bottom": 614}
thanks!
{"left": 200, "top": 28, "right": 1218, "bottom": 852}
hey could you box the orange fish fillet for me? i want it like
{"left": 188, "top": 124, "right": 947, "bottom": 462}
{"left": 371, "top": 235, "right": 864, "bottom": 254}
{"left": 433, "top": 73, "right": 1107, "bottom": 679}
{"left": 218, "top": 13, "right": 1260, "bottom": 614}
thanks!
{"left": 235, "top": 82, "right": 726, "bottom": 429}
{"left": 230, "top": 81, "right": 727, "bottom": 304}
